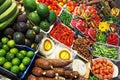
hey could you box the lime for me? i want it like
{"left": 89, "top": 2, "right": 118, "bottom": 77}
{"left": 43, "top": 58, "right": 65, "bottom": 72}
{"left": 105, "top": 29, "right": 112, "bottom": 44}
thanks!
{"left": 26, "top": 51, "right": 34, "bottom": 58}
{"left": 7, "top": 40, "right": 15, "bottom": 48}
{"left": 2, "top": 44, "right": 9, "bottom": 51}
{"left": 10, "top": 48, "right": 18, "bottom": 55}
{"left": 22, "top": 57, "right": 31, "bottom": 66}
{"left": 6, "top": 53, "right": 14, "bottom": 61}
{"left": 10, "top": 66, "right": 20, "bottom": 74}
{"left": 0, "top": 49, "right": 6, "bottom": 57}
{"left": 20, "top": 50, "right": 27, "bottom": 56}
{"left": 1, "top": 37, "right": 9, "bottom": 44}
{"left": 19, "top": 63, "right": 26, "bottom": 71}
{"left": 16, "top": 52, "right": 24, "bottom": 60}
{"left": 12, "top": 58, "right": 20, "bottom": 65}
{"left": 0, "top": 57, "right": 6, "bottom": 65}
{"left": 3, "top": 62, "right": 12, "bottom": 70}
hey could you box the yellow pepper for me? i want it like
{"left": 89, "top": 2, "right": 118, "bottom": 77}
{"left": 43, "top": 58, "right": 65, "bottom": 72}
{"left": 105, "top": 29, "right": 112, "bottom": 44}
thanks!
{"left": 98, "top": 21, "right": 110, "bottom": 32}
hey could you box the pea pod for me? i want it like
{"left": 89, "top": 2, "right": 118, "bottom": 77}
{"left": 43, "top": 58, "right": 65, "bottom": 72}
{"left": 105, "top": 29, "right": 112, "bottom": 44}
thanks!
{"left": 93, "top": 44, "right": 118, "bottom": 60}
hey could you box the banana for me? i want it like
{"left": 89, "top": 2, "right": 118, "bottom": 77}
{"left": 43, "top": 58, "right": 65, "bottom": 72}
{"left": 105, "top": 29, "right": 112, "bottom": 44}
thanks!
{"left": 0, "top": 9, "right": 19, "bottom": 30}
{"left": 0, "top": 2, "right": 17, "bottom": 23}
{"left": 0, "top": 0, "right": 12, "bottom": 14}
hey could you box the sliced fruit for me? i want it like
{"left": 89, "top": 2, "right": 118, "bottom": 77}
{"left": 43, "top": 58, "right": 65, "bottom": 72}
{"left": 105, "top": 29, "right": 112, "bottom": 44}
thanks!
{"left": 23, "top": 0, "right": 36, "bottom": 12}
{"left": 28, "top": 11, "right": 41, "bottom": 25}
{"left": 37, "top": 3, "right": 49, "bottom": 18}
{"left": 0, "top": 9, "right": 19, "bottom": 30}
{"left": 0, "top": 0, "right": 12, "bottom": 14}
{"left": 0, "top": 2, "right": 17, "bottom": 22}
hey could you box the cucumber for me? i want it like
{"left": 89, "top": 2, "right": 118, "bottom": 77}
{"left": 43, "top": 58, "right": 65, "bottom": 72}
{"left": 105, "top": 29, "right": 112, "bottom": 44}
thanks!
{"left": 0, "top": 9, "right": 19, "bottom": 30}
{"left": 0, "top": 2, "right": 17, "bottom": 23}
{"left": 0, "top": 0, "right": 5, "bottom": 5}
{"left": 0, "top": 0, "right": 12, "bottom": 14}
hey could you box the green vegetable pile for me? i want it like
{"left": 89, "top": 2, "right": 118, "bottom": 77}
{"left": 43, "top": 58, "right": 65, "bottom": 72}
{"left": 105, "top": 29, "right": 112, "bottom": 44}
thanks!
{"left": 96, "top": 32, "right": 107, "bottom": 43}
{"left": 59, "top": 10, "right": 72, "bottom": 28}
{"left": 89, "top": 75, "right": 101, "bottom": 80}
{"left": 93, "top": 44, "right": 118, "bottom": 60}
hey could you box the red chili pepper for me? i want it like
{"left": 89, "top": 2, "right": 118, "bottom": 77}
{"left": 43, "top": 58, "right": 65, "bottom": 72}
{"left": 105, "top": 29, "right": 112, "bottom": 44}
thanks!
{"left": 107, "top": 33, "right": 119, "bottom": 46}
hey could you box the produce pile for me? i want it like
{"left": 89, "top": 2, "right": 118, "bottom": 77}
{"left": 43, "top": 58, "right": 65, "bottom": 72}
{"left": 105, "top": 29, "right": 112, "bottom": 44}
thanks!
{"left": 0, "top": 0, "right": 120, "bottom": 80}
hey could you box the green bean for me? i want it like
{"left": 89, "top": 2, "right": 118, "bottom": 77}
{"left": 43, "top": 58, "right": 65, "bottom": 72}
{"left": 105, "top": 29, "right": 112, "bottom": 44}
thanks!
{"left": 59, "top": 10, "right": 72, "bottom": 28}
{"left": 93, "top": 44, "right": 118, "bottom": 60}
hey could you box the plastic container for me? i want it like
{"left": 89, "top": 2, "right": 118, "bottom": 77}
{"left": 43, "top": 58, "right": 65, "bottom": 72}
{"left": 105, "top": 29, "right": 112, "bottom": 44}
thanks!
{"left": 91, "top": 57, "right": 118, "bottom": 79}
{"left": 0, "top": 45, "right": 36, "bottom": 80}
{"left": 93, "top": 42, "right": 120, "bottom": 61}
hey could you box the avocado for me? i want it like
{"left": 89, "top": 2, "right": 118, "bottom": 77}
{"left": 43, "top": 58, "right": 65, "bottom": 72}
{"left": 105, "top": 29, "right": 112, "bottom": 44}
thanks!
{"left": 39, "top": 21, "right": 50, "bottom": 32}
{"left": 23, "top": 0, "right": 36, "bottom": 12}
{"left": 14, "top": 22, "right": 28, "bottom": 33}
{"left": 17, "top": 14, "right": 27, "bottom": 23}
{"left": 4, "top": 28, "right": 14, "bottom": 38}
{"left": 37, "top": 3, "right": 49, "bottom": 18}
{"left": 25, "top": 38, "right": 32, "bottom": 47}
{"left": 28, "top": 12, "right": 41, "bottom": 25}
{"left": 13, "top": 32, "right": 25, "bottom": 44}
{"left": 35, "top": 34, "right": 41, "bottom": 44}
{"left": 26, "top": 29, "right": 36, "bottom": 42}
{"left": 47, "top": 10, "right": 57, "bottom": 24}
{"left": 32, "top": 26, "right": 40, "bottom": 34}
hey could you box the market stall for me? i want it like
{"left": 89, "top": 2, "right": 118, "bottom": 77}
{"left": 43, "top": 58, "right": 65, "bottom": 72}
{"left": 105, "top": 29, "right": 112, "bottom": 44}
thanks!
{"left": 0, "top": 0, "right": 120, "bottom": 80}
